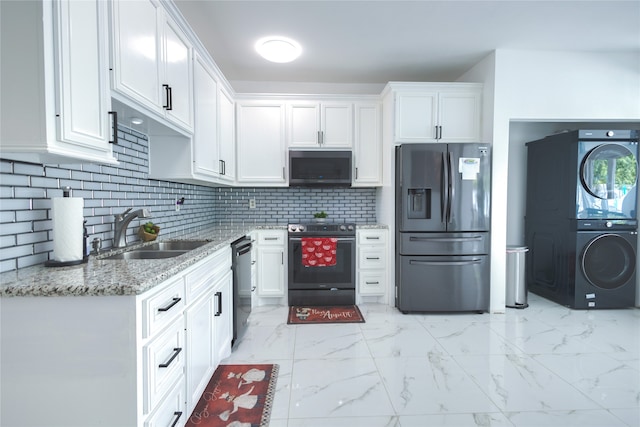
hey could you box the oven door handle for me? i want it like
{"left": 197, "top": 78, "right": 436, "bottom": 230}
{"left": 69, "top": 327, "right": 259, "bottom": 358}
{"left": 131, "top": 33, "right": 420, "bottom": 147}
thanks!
{"left": 289, "top": 237, "right": 355, "bottom": 242}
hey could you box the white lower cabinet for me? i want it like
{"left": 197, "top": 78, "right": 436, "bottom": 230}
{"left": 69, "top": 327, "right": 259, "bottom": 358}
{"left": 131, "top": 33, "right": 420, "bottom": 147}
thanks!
{"left": 357, "top": 229, "right": 388, "bottom": 298}
{"left": 145, "top": 378, "right": 186, "bottom": 427}
{"left": 184, "top": 247, "right": 233, "bottom": 417}
{"left": 255, "top": 230, "right": 287, "bottom": 300}
{"left": 212, "top": 270, "right": 233, "bottom": 365}
{"left": 144, "top": 316, "right": 186, "bottom": 414}
{"left": 0, "top": 246, "right": 233, "bottom": 427}
{"left": 184, "top": 289, "right": 216, "bottom": 413}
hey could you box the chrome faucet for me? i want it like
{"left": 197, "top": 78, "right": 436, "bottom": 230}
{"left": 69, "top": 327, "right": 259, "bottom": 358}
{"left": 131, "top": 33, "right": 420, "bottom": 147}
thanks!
{"left": 113, "top": 208, "right": 151, "bottom": 248}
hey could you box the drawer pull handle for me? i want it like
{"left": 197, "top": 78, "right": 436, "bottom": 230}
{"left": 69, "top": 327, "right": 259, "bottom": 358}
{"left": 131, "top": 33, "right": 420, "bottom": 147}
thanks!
{"left": 366, "top": 281, "right": 380, "bottom": 285}
{"left": 264, "top": 237, "right": 279, "bottom": 241}
{"left": 366, "top": 236, "right": 380, "bottom": 240}
{"left": 158, "top": 297, "right": 181, "bottom": 312}
{"left": 366, "top": 257, "right": 380, "bottom": 260}
{"left": 214, "top": 291, "right": 222, "bottom": 316}
{"left": 170, "top": 411, "right": 183, "bottom": 427}
{"left": 159, "top": 347, "right": 182, "bottom": 368}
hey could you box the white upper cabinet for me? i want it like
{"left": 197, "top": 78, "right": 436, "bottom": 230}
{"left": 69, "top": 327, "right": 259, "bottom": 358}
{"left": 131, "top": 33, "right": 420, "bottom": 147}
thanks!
{"left": 110, "top": 0, "right": 193, "bottom": 133}
{"left": 288, "top": 102, "right": 353, "bottom": 148}
{"left": 192, "top": 53, "right": 219, "bottom": 180}
{"left": 236, "top": 101, "right": 287, "bottom": 186}
{"left": 391, "top": 83, "right": 482, "bottom": 143}
{"left": 147, "top": 52, "right": 235, "bottom": 187}
{"left": 0, "top": 0, "right": 117, "bottom": 165}
{"left": 162, "top": 15, "right": 193, "bottom": 130}
{"left": 353, "top": 102, "right": 382, "bottom": 186}
{"left": 218, "top": 85, "right": 236, "bottom": 183}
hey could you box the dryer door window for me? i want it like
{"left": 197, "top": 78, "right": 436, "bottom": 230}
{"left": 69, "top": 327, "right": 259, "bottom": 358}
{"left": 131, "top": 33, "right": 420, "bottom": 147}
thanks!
{"left": 579, "top": 144, "right": 637, "bottom": 219}
{"left": 581, "top": 233, "right": 636, "bottom": 290}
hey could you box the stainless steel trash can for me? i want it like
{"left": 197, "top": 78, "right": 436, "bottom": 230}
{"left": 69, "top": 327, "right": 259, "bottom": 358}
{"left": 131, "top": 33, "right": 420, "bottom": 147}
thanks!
{"left": 506, "top": 246, "right": 529, "bottom": 309}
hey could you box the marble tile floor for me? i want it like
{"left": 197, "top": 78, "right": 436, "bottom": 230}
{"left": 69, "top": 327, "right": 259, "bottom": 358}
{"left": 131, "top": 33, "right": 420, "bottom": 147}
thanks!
{"left": 223, "top": 294, "right": 640, "bottom": 427}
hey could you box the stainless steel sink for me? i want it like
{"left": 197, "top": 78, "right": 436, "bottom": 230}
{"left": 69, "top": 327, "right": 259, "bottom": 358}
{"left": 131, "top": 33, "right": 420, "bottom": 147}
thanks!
{"left": 103, "top": 250, "right": 189, "bottom": 260}
{"left": 143, "top": 241, "right": 209, "bottom": 251}
{"left": 101, "top": 240, "right": 209, "bottom": 260}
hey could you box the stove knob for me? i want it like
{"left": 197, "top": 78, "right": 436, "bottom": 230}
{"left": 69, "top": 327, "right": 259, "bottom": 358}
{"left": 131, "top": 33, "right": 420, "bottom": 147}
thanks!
{"left": 606, "top": 131, "right": 615, "bottom": 137}
{"left": 606, "top": 221, "right": 613, "bottom": 228}
{"left": 347, "top": 225, "right": 354, "bottom": 231}
{"left": 299, "top": 225, "right": 305, "bottom": 232}
{"left": 339, "top": 225, "right": 346, "bottom": 231}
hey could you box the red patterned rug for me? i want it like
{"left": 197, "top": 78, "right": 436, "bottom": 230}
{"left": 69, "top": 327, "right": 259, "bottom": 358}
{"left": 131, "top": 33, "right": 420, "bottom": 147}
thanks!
{"left": 185, "top": 364, "right": 278, "bottom": 427}
{"left": 287, "top": 305, "right": 365, "bottom": 324}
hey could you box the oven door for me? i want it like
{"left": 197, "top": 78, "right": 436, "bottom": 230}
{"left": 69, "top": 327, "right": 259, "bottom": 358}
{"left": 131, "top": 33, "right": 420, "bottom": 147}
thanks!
{"left": 288, "top": 236, "right": 355, "bottom": 290}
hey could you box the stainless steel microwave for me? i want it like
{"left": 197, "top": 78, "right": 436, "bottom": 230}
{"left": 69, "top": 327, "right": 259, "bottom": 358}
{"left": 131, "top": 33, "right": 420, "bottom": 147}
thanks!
{"left": 289, "top": 150, "right": 352, "bottom": 187}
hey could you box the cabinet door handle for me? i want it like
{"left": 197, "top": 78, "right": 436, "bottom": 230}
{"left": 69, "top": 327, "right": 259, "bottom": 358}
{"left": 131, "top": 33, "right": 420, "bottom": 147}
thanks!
{"left": 317, "top": 130, "right": 324, "bottom": 145}
{"left": 157, "top": 297, "right": 181, "bottom": 312}
{"left": 222, "top": 160, "right": 226, "bottom": 175}
{"left": 170, "top": 412, "right": 183, "bottom": 427}
{"left": 219, "top": 159, "right": 224, "bottom": 175}
{"left": 158, "top": 347, "right": 182, "bottom": 368}
{"left": 108, "top": 111, "right": 118, "bottom": 144}
{"left": 282, "top": 167, "right": 286, "bottom": 180}
{"left": 214, "top": 291, "right": 222, "bottom": 316}
{"left": 163, "top": 84, "right": 173, "bottom": 110}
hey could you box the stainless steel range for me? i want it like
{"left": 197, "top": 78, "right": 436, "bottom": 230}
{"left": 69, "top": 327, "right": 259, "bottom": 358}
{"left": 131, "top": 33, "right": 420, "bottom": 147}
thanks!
{"left": 288, "top": 222, "right": 356, "bottom": 306}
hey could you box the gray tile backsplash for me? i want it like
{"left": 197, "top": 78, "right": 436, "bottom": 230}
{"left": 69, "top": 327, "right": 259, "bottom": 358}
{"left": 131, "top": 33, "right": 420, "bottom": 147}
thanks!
{"left": 0, "top": 126, "right": 376, "bottom": 273}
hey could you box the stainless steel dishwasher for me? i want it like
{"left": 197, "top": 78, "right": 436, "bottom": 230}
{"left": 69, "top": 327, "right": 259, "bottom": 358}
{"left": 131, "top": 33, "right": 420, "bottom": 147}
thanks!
{"left": 231, "top": 236, "right": 252, "bottom": 347}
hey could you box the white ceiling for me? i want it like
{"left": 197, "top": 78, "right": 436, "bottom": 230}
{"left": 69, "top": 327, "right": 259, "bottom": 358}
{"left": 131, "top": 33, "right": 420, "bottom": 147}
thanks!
{"left": 174, "top": 0, "right": 640, "bottom": 88}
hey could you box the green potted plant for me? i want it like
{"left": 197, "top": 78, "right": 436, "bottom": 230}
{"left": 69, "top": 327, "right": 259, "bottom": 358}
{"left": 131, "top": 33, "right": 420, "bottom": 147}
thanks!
{"left": 313, "top": 211, "right": 328, "bottom": 223}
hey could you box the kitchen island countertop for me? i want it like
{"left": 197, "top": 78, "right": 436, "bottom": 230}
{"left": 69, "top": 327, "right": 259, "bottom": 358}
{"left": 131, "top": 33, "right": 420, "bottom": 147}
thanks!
{"left": 0, "top": 223, "right": 386, "bottom": 297}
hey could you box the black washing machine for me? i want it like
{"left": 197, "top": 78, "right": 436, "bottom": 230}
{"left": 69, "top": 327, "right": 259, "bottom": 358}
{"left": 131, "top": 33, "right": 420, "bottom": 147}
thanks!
{"left": 574, "top": 229, "right": 637, "bottom": 308}
{"left": 525, "top": 129, "right": 638, "bottom": 309}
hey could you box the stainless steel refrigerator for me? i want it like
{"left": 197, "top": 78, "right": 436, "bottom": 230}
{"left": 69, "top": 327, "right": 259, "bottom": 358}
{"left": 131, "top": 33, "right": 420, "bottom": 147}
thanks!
{"left": 395, "top": 143, "right": 491, "bottom": 312}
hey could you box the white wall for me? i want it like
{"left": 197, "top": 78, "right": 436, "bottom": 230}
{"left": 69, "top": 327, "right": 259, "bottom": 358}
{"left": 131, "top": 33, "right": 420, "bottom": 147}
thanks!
{"left": 460, "top": 49, "right": 640, "bottom": 312}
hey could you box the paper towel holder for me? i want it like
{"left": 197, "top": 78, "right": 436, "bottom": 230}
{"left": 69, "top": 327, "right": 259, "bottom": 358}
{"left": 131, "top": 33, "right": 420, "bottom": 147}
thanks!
{"left": 45, "top": 219, "right": 89, "bottom": 267}
{"left": 45, "top": 189, "right": 89, "bottom": 267}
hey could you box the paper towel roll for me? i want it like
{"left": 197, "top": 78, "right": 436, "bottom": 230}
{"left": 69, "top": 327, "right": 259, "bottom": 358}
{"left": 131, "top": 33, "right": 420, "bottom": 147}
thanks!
{"left": 51, "top": 197, "right": 84, "bottom": 262}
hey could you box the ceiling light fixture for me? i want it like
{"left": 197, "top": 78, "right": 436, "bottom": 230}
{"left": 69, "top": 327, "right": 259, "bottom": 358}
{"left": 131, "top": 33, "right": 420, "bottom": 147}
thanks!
{"left": 130, "top": 117, "right": 144, "bottom": 125}
{"left": 255, "top": 36, "right": 302, "bottom": 63}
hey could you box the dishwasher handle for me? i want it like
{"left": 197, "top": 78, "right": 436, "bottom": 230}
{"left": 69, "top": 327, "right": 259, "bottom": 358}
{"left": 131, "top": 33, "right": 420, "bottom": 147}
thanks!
{"left": 236, "top": 243, "right": 252, "bottom": 256}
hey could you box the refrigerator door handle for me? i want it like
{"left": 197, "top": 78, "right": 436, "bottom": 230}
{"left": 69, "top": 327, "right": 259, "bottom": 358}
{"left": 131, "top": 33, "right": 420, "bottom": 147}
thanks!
{"left": 440, "top": 152, "right": 447, "bottom": 222}
{"left": 409, "top": 236, "right": 483, "bottom": 242}
{"left": 447, "top": 151, "right": 454, "bottom": 223}
{"left": 409, "top": 259, "right": 483, "bottom": 266}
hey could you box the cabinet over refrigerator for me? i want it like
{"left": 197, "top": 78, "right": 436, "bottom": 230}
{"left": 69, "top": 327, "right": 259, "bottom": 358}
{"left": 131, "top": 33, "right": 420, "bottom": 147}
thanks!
{"left": 395, "top": 143, "right": 491, "bottom": 312}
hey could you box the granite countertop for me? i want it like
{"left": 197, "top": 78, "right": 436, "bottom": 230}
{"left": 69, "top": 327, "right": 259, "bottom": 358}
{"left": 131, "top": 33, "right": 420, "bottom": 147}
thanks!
{"left": 0, "top": 223, "right": 386, "bottom": 298}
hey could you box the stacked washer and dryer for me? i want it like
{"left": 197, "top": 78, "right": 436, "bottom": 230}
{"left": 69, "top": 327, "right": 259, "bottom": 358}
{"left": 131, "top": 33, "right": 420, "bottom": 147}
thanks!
{"left": 525, "top": 129, "right": 638, "bottom": 309}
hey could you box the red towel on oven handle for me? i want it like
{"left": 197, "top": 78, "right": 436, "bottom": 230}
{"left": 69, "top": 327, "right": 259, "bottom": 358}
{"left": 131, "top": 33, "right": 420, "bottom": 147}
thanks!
{"left": 301, "top": 237, "right": 338, "bottom": 267}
